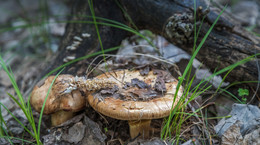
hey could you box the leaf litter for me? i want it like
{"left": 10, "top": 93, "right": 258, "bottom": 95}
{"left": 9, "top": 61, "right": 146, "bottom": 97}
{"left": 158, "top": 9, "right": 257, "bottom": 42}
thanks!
{"left": 93, "top": 69, "right": 171, "bottom": 102}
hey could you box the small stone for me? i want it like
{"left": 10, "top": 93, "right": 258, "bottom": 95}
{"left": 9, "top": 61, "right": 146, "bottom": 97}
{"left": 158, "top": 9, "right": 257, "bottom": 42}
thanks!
{"left": 81, "top": 116, "right": 107, "bottom": 145}
{"left": 9, "top": 127, "right": 25, "bottom": 135}
{"left": 0, "top": 97, "right": 15, "bottom": 117}
{"left": 62, "top": 122, "right": 86, "bottom": 144}
{"left": 42, "top": 133, "right": 56, "bottom": 145}
{"left": 128, "top": 138, "right": 171, "bottom": 145}
{"left": 4, "top": 109, "right": 28, "bottom": 135}
{"left": 0, "top": 138, "right": 8, "bottom": 145}
{"left": 232, "top": 1, "right": 258, "bottom": 26}
{"left": 243, "top": 127, "right": 260, "bottom": 144}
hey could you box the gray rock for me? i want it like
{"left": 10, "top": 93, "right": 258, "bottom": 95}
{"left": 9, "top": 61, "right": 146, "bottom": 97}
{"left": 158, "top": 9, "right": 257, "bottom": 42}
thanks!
{"left": 81, "top": 116, "right": 107, "bottom": 145}
{"left": 214, "top": 96, "right": 234, "bottom": 120}
{"left": 48, "top": 19, "right": 66, "bottom": 36}
{"left": 0, "top": 97, "right": 15, "bottom": 117}
{"left": 42, "top": 128, "right": 70, "bottom": 145}
{"left": 42, "top": 133, "right": 56, "bottom": 145}
{"left": 221, "top": 121, "right": 243, "bottom": 145}
{"left": 42, "top": 115, "right": 107, "bottom": 145}
{"left": 4, "top": 109, "right": 28, "bottom": 135}
{"left": 47, "top": 1, "right": 69, "bottom": 18}
{"left": 181, "top": 139, "right": 201, "bottom": 145}
{"left": 242, "top": 127, "right": 260, "bottom": 145}
{"left": 220, "top": 120, "right": 260, "bottom": 145}
{"left": 232, "top": 1, "right": 259, "bottom": 26}
{"left": 0, "top": 135, "right": 23, "bottom": 145}
{"left": 215, "top": 104, "right": 260, "bottom": 136}
{"left": 0, "top": 0, "right": 21, "bottom": 24}
{"left": 62, "top": 122, "right": 86, "bottom": 144}
{"left": 17, "top": 0, "right": 39, "bottom": 12}
{"left": 113, "top": 35, "right": 229, "bottom": 89}
{"left": 0, "top": 138, "right": 9, "bottom": 145}
{"left": 141, "top": 138, "right": 170, "bottom": 145}
{"left": 128, "top": 138, "right": 171, "bottom": 145}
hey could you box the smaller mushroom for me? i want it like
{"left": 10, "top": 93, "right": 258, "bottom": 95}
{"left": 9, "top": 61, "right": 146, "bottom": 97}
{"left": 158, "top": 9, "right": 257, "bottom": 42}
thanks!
{"left": 87, "top": 69, "right": 183, "bottom": 139}
{"left": 30, "top": 75, "right": 86, "bottom": 126}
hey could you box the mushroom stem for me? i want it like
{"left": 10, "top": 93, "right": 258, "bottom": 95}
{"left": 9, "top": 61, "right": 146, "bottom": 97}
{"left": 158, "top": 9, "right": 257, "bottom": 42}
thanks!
{"left": 128, "top": 120, "right": 151, "bottom": 139}
{"left": 51, "top": 110, "right": 74, "bottom": 126}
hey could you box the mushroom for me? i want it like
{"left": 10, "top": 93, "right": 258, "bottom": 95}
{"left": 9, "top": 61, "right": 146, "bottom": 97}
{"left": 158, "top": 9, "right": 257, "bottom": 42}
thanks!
{"left": 87, "top": 69, "right": 183, "bottom": 139}
{"left": 30, "top": 74, "right": 86, "bottom": 126}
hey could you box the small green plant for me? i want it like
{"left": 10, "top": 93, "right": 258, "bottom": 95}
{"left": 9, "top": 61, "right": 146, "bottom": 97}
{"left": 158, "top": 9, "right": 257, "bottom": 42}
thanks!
{"left": 238, "top": 88, "right": 249, "bottom": 96}
{"left": 238, "top": 88, "right": 249, "bottom": 104}
{"left": 104, "top": 127, "right": 108, "bottom": 133}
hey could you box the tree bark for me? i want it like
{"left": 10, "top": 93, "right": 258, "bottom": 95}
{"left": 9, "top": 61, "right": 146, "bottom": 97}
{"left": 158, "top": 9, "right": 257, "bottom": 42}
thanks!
{"left": 43, "top": 0, "right": 260, "bottom": 89}
{"left": 42, "top": 0, "right": 129, "bottom": 76}
{"left": 120, "top": 0, "right": 260, "bottom": 85}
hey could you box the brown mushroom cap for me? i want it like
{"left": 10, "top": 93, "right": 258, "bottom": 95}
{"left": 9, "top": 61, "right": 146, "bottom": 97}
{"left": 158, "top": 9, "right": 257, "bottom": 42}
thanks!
{"left": 87, "top": 69, "right": 183, "bottom": 120}
{"left": 30, "top": 74, "right": 86, "bottom": 115}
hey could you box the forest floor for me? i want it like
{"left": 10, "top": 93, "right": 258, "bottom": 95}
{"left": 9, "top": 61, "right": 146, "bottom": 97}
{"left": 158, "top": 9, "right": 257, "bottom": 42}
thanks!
{"left": 0, "top": 0, "right": 260, "bottom": 145}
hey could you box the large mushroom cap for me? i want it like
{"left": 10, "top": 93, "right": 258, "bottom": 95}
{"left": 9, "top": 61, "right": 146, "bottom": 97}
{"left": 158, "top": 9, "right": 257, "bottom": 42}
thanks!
{"left": 87, "top": 69, "right": 183, "bottom": 120}
{"left": 30, "top": 74, "right": 86, "bottom": 115}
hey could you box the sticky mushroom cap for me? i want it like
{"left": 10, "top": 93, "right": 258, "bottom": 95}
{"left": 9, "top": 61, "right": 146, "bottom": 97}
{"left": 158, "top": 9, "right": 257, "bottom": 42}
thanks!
{"left": 30, "top": 74, "right": 86, "bottom": 115}
{"left": 87, "top": 69, "right": 183, "bottom": 121}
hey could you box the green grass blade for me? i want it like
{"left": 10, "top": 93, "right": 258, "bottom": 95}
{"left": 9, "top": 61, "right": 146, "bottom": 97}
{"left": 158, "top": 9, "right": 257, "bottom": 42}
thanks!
{"left": 114, "top": 0, "right": 138, "bottom": 30}
{"left": 0, "top": 57, "right": 25, "bottom": 108}
{"left": 0, "top": 136, "right": 36, "bottom": 145}
{"left": 0, "top": 106, "right": 4, "bottom": 136}
{"left": 43, "top": 46, "right": 120, "bottom": 77}
{"left": 161, "top": 5, "right": 227, "bottom": 140}
{"left": 224, "top": 81, "right": 259, "bottom": 90}
{"left": 37, "top": 68, "right": 65, "bottom": 138}
{"left": 0, "top": 103, "right": 34, "bottom": 138}
{"left": 0, "top": 17, "right": 155, "bottom": 48}
{"left": 0, "top": 102, "right": 13, "bottom": 144}
{"left": 193, "top": 54, "right": 259, "bottom": 92}
{"left": 219, "top": 88, "right": 243, "bottom": 104}
{"left": 26, "top": 95, "right": 36, "bottom": 126}
{"left": 0, "top": 125, "right": 13, "bottom": 145}
{"left": 6, "top": 93, "right": 35, "bottom": 128}
{"left": 88, "top": 0, "right": 107, "bottom": 67}
{"left": 6, "top": 93, "right": 23, "bottom": 112}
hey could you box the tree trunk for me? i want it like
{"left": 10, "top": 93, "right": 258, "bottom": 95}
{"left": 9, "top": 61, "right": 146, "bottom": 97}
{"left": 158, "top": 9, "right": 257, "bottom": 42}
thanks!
{"left": 43, "top": 0, "right": 260, "bottom": 90}
{"left": 42, "top": 0, "right": 129, "bottom": 76}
